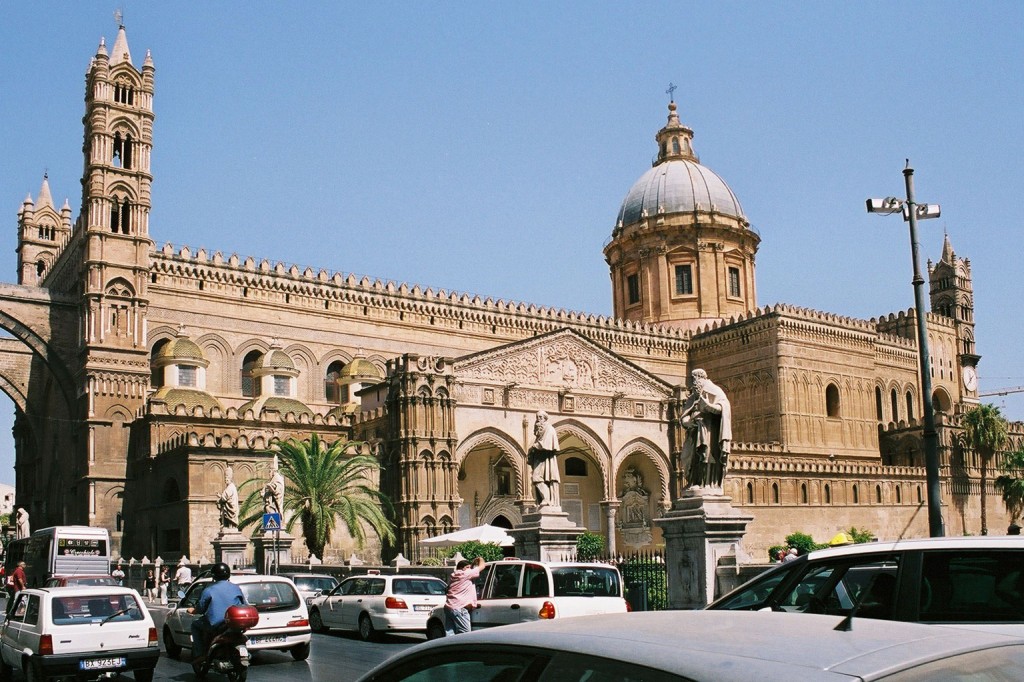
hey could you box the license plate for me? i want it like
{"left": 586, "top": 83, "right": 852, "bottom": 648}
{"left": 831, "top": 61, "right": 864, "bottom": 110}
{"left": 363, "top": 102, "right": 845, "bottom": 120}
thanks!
{"left": 80, "top": 657, "right": 125, "bottom": 671}
{"left": 249, "top": 635, "right": 286, "bottom": 644}
{"left": 413, "top": 604, "right": 432, "bottom": 612}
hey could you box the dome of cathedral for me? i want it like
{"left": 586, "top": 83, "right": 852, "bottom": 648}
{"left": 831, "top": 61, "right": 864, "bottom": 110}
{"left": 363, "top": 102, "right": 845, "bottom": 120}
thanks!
{"left": 616, "top": 159, "right": 745, "bottom": 227}
{"left": 154, "top": 331, "right": 206, "bottom": 366}
{"left": 339, "top": 357, "right": 383, "bottom": 384}
{"left": 615, "top": 101, "right": 745, "bottom": 229}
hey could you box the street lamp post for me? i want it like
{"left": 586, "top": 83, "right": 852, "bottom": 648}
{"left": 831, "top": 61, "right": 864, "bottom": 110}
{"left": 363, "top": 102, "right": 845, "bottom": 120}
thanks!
{"left": 866, "top": 162, "right": 945, "bottom": 537}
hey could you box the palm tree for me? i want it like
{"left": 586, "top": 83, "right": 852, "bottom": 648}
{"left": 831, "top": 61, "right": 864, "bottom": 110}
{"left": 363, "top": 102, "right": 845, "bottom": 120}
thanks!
{"left": 961, "top": 404, "right": 1009, "bottom": 536}
{"left": 241, "top": 434, "right": 395, "bottom": 559}
{"left": 995, "top": 448, "right": 1024, "bottom": 529}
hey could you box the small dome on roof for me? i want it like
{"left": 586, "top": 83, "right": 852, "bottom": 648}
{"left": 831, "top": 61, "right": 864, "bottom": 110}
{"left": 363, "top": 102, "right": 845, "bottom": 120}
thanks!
{"left": 339, "top": 358, "right": 383, "bottom": 384}
{"left": 153, "top": 329, "right": 207, "bottom": 367}
{"left": 238, "top": 395, "right": 313, "bottom": 419}
{"left": 255, "top": 347, "right": 296, "bottom": 372}
{"left": 149, "top": 386, "right": 222, "bottom": 413}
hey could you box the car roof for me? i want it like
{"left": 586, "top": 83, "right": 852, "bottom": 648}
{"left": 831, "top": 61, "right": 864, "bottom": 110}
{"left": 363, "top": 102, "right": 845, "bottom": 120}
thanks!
{"left": 489, "top": 559, "right": 618, "bottom": 569}
{"left": 367, "top": 611, "right": 1024, "bottom": 681}
{"left": 48, "top": 574, "right": 115, "bottom": 580}
{"left": 31, "top": 586, "right": 142, "bottom": 597}
{"left": 194, "top": 574, "right": 296, "bottom": 585}
{"left": 342, "top": 574, "right": 444, "bottom": 581}
{"left": 280, "top": 573, "right": 335, "bottom": 579}
{"left": 804, "top": 534, "right": 1024, "bottom": 561}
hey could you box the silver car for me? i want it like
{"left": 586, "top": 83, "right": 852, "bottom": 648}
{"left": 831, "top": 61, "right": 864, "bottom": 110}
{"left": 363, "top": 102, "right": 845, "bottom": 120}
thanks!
{"left": 357, "top": 610, "right": 1024, "bottom": 681}
{"left": 278, "top": 573, "right": 339, "bottom": 605}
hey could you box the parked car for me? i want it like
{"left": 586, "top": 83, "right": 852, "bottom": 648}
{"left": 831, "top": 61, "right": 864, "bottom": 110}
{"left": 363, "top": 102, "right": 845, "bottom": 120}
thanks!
{"left": 708, "top": 535, "right": 1024, "bottom": 635}
{"left": 357, "top": 610, "right": 1024, "bottom": 682}
{"left": 309, "top": 572, "right": 448, "bottom": 640}
{"left": 0, "top": 586, "right": 159, "bottom": 682}
{"left": 162, "top": 574, "right": 311, "bottom": 661}
{"left": 43, "top": 574, "right": 119, "bottom": 588}
{"left": 424, "top": 559, "right": 628, "bottom": 639}
{"left": 278, "top": 572, "right": 339, "bottom": 605}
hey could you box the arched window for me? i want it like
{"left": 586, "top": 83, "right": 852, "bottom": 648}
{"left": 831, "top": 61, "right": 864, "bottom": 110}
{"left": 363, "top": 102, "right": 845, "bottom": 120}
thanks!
{"left": 905, "top": 391, "right": 915, "bottom": 420}
{"left": 826, "top": 384, "right": 840, "bottom": 418}
{"left": 565, "top": 457, "right": 587, "bottom": 477}
{"left": 875, "top": 387, "right": 883, "bottom": 421}
{"left": 824, "top": 484, "right": 831, "bottom": 504}
{"left": 36, "top": 260, "right": 45, "bottom": 278}
{"left": 875, "top": 485, "right": 882, "bottom": 503}
{"left": 241, "top": 350, "right": 263, "bottom": 398}
{"left": 672, "top": 137, "right": 681, "bottom": 154}
{"left": 895, "top": 485, "right": 902, "bottom": 504}
{"left": 890, "top": 389, "right": 899, "bottom": 422}
{"left": 746, "top": 482, "right": 754, "bottom": 504}
{"left": 325, "top": 360, "right": 344, "bottom": 403}
{"left": 162, "top": 478, "right": 181, "bottom": 504}
{"left": 495, "top": 458, "right": 512, "bottom": 496}
{"left": 853, "top": 485, "right": 859, "bottom": 504}
{"left": 150, "top": 338, "right": 169, "bottom": 387}
{"left": 917, "top": 486, "right": 923, "bottom": 503}
{"left": 771, "top": 483, "right": 780, "bottom": 504}
{"left": 801, "top": 483, "right": 808, "bottom": 504}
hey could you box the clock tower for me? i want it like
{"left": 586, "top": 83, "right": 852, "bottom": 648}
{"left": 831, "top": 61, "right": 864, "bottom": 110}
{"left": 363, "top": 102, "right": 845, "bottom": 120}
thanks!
{"left": 929, "top": 234, "right": 979, "bottom": 404}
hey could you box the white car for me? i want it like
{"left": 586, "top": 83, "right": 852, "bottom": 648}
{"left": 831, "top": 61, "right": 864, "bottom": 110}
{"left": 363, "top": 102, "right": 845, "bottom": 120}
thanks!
{"left": 0, "top": 586, "right": 159, "bottom": 682}
{"left": 425, "top": 559, "right": 628, "bottom": 639}
{"left": 358, "top": 610, "right": 1024, "bottom": 682}
{"left": 309, "top": 573, "right": 448, "bottom": 641}
{"left": 162, "top": 574, "right": 311, "bottom": 661}
{"left": 278, "top": 573, "right": 339, "bottom": 605}
{"left": 708, "top": 535, "right": 1024, "bottom": 635}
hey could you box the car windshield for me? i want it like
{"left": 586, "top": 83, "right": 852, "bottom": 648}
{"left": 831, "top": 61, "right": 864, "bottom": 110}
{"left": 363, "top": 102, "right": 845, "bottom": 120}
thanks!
{"left": 292, "top": 576, "right": 337, "bottom": 592}
{"left": 240, "top": 581, "right": 300, "bottom": 611}
{"left": 52, "top": 594, "right": 144, "bottom": 625}
{"left": 551, "top": 567, "right": 621, "bottom": 597}
{"left": 392, "top": 578, "right": 446, "bottom": 596}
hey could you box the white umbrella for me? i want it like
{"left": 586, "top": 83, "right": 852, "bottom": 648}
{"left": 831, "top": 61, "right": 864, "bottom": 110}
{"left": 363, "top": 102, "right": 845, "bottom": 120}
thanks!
{"left": 420, "top": 524, "right": 515, "bottom": 548}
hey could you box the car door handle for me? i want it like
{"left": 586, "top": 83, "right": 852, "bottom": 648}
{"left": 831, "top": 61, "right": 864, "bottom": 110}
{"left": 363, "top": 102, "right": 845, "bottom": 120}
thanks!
{"left": 510, "top": 604, "right": 521, "bottom": 610}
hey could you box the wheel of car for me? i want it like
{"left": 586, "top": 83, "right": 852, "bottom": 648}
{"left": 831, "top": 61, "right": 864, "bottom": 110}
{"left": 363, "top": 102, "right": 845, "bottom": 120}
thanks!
{"left": 226, "top": 668, "right": 247, "bottom": 682}
{"left": 134, "top": 668, "right": 155, "bottom": 682}
{"left": 309, "top": 607, "right": 326, "bottom": 633}
{"left": 0, "top": 656, "right": 13, "bottom": 682}
{"left": 290, "top": 642, "right": 311, "bottom": 661}
{"left": 358, "top": 613, "right": 378, "bottom": 642}
{"left": 23, "top": 659, "right": 44, "bottom": 682}
{"left": 163, "top": 625, "right": 182, "bottom": 659}
{"left": 426, "top": 618, "right": 447, "bottom": 640}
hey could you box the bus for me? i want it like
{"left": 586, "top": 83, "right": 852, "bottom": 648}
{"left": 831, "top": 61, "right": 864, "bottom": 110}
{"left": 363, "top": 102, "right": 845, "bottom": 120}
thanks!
{"left": 4, "top": 526, "right": 111, "bottom": 588}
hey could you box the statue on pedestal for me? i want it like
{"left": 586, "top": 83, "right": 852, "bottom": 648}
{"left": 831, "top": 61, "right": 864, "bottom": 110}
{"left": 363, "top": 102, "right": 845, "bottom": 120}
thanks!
{"left": 678, "top": 369, "right": 732, "bottom": 490}
{"left": 529, "top": 410, "right": 561, "bottom": 509}
{"left": 262, "top": 455, "right": 285, "bottom": 517}
{"left": 216, "top": 466, "right": 240, "bottom": 530}
{"left": 14, "top": 507, "right": 29, "bottom": 540}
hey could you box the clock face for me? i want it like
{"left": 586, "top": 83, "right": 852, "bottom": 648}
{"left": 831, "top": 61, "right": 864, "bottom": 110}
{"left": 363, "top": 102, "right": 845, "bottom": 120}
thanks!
{"left": 963, "top": 367, "right": 978, "bottom": 391}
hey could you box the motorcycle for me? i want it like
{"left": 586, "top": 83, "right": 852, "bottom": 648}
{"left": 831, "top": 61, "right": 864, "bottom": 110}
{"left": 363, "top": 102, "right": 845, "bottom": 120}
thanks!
{"left": 193, "top": 604, "right": 260, "bottom": 682}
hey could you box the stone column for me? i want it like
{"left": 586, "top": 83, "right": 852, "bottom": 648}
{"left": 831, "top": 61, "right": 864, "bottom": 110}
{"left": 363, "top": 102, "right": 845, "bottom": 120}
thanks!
{"left": 212, "top": 529, "right": 249, "bottom": 572}
{"left": 252, "top": 529, "right": 295, "bottom": 573}
{"left": 653, "top": 489, "right": 752, "bottom": 609}
{"left": 602, "top": 500, "right": 619, "bottom": 556}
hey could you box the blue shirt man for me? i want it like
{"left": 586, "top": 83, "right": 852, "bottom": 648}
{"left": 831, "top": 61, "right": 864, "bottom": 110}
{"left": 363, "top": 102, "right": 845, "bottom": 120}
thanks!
{"left": 189, "top": 563, "right": 245, "bottom": 661}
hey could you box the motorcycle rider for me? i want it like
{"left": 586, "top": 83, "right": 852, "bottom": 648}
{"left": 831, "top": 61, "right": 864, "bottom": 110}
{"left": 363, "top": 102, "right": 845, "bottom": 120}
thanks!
{"left": 188, "top": 562, "right": 245, "bottom": 666}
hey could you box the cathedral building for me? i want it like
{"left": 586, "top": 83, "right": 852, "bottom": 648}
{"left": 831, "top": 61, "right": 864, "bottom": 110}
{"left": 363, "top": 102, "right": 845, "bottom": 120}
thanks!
{"left": 5, "top": 26, "right": 1021, "bottom": 565}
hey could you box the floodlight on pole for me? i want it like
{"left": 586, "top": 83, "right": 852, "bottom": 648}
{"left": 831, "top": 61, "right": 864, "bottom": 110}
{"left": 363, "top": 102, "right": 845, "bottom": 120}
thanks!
{"left": 866, "top": 161, "right": 945, "bottom": 538}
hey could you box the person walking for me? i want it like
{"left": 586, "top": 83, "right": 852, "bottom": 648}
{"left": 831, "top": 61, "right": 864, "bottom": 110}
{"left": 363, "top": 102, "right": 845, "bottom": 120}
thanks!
{"left": 144, "top": 570, "right": 157, "bottom": 602}
{"left": 444, "top": 556, "right": 486, "bottom": 635}
{"left": 112, "top": 563, "right": 125, "bottom": 586}
{"left": 174, "top": 562, "right": 193, "bottom": 595}
{"left": 159, "top": 567, "right": 171, "bottom": 605}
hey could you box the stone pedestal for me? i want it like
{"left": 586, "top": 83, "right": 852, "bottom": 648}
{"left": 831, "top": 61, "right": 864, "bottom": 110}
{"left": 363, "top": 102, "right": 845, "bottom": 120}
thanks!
{"left": 508, "top": 508, "right": 583, "bottom": 561}
{"left": 252, "top": 529, "right": 295, "bottom": 573}
{"left": 653, "top": 489, "right": 753, "bottom": 609}
{"left": 212, "top": 530, "right": 249, "bottom": 571}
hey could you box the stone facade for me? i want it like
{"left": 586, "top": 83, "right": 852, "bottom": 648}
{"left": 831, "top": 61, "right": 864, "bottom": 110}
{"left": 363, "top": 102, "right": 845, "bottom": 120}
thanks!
{"left": 2, "top": 26, "right": 1022, "bottom": 566}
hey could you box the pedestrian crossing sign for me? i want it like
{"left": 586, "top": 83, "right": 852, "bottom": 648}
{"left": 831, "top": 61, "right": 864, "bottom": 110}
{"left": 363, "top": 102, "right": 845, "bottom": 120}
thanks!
{"left": 262, "top": 512, "right": 282, "bottom": 531}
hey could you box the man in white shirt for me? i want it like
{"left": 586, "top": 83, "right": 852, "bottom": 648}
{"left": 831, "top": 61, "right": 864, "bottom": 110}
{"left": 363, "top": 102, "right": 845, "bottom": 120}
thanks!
{"left": 174, "top": 563, "right": 193, "bottom": 593}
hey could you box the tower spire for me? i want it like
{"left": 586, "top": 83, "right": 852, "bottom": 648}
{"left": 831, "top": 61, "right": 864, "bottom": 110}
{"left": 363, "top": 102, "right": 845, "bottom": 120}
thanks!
{"left": 654, "top": 100, "right": 698, "bottom": 164}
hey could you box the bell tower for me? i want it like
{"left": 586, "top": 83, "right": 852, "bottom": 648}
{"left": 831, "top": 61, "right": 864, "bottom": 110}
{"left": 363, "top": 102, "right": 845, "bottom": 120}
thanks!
{"left": 73, "top": 25, "right": 156, "bottom": 529}
{"left": 16, "top": 175, "right": 72, "bottom": 285}
{"left": 928, "top": 234, "right": 979, "bottom": 403}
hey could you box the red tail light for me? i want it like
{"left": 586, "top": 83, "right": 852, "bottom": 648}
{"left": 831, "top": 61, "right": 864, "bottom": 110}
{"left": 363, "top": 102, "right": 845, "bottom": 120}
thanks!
{"left": 385, "top": 597, "right": 408, "bottom": 610}
{"left": 286, "top": 618, "right": 309, "bottom": 627}
{"left": 39, "top": 634, "right": 53, "bottom": 656}
{"left": 148, "top": 627, "right": 158, "bottom": 646}
{"left": 538, "top": 601, "right": 556, "bottom": 620}
{"left": 624, "top": 599, "right": 632, "bottom": 613}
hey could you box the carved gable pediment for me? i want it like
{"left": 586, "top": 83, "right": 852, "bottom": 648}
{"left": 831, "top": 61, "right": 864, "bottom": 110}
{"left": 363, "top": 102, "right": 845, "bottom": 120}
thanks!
{"left": 454, "top": 329, "right": 671, "bottom": 399}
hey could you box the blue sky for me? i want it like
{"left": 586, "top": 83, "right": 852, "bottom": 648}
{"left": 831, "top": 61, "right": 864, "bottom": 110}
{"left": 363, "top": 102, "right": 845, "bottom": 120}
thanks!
{"left": 1, "top": 2, "right": 1022, "bottom": 485}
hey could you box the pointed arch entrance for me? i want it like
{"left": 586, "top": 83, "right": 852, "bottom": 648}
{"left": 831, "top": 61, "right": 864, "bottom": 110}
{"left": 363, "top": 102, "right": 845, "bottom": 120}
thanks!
{"left": 456, "top": 429, "right": 526, "bottom": 529}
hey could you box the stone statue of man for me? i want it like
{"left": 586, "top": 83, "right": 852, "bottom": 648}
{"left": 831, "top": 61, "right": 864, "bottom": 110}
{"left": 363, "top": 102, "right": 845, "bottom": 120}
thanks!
{"left": 529, "top": 410, "right": 561, "bottom": 509}
{"left": 678, "top": 368, "right": 732, "bottom": 489}
{"left": 216, "top": 466, "right": 240, "bottom": 529}
{"left": 262, "top": 455, "right": 285, "bottom": 516}
{"left": 14, "top": 507, "right": 29, "bottom": 540}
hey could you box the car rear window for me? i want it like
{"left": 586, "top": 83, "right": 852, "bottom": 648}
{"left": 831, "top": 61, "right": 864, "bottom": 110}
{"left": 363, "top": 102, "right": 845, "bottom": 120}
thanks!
{"left": 52, "top": 594, "right": 144, "bottom": 625}
{"left": 392, "top": 578, "right": 446, "bottom": 596}
{"left": 551, "top": 567, "right": 621, "bottom": 598}
{"left": 292, "top": 576, "right": 337, "bottom": 592}
{"left": 241, "top": 581, "right": 301, "bottom": 611}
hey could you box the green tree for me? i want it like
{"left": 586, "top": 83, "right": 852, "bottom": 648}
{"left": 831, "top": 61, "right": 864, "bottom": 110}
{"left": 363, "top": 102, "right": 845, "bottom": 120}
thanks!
{"left": 241, "top": 434, "right": 395, "bottom": 559}
{"left": 575, "top": 532, "right": 605, "bottom": 561}
{"left": 995, "top": 448, "right": 1024, "bottom": 527}
{"left": 962, "top": 404, "right": 1009, "bottom": 536}
{"left": 444, "top": 541, "right": 505, "bottom": 563}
